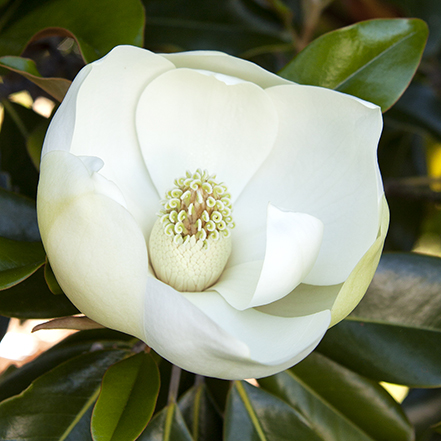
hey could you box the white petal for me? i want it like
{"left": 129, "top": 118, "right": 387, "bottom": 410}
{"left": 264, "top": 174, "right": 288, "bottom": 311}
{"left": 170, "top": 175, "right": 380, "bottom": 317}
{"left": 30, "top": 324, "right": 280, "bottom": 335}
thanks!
{"left": 78, "top": 155, "right": 104, "bottom": 173}
{"left": 135, "top": 68, "right": 278, "bottom": 201}
{"left": 257, "top": 283, "right": 342, "bottom": 317}
{"left": 235, "top": 84, "right": 383, "bottom": 285}
{"left": 163, "top": 50, "right": 292, "bottom": 89}
{"left": 89, "top": 169, "right": 128, "bottom": 209}
{"left": 42, "top": 64, "right": 92, "bottom": 156}
{"left": 37, "top": 151, "right": 148, "bottom": 338}
{"left": 46, "top": 45, "right": 175, "bottom": 237}
{"left": 143, "top": 278, "right": 250, "bottom": 375}
{"left": 78, "top": 155, "right": 128, "bottom": 209}
{"left": 214, "top": 204, "right": 324, "bottom": 309}
{"left": 256, "top": 197, "right": 389, "bottom": 323}
{"left": 193, "top": 69, "right": 247, "bottom": 85}
{"left": 142, "top": 278, "right": 330, "bottom": 379}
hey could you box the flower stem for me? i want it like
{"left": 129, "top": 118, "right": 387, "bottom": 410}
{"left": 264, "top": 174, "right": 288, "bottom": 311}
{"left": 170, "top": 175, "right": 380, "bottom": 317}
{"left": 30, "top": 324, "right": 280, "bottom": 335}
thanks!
{"left": 194, "top": 374, "right": 204, "bottom": 387}
{"left": 168, "top": 364, "right": 182, "bottom": 404}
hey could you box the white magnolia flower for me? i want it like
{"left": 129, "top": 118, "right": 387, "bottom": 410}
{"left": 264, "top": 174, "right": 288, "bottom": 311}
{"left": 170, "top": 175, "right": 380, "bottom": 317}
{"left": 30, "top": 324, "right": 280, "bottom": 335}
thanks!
{"left": 37, "top": 45, "right": 388, "bottom": 380}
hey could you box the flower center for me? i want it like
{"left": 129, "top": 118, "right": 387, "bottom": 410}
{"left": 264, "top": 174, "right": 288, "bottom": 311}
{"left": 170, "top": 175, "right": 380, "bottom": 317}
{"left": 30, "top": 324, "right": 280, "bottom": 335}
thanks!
{"left": 149, "top": 169, "right": 235, "bottom": 292}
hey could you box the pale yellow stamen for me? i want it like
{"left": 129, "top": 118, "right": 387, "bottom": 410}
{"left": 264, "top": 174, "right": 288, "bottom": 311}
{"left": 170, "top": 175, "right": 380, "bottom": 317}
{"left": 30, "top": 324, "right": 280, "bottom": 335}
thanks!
{"left": 149, "top": 169, "right": 235, "bottom": 292}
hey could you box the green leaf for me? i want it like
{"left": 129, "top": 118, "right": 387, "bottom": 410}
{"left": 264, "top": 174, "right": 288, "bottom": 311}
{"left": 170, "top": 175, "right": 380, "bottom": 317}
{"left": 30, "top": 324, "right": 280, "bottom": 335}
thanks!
{"left": 0, "top": 0, "right": 145, "bottom": 62}
{"left": 0, "top": 265, "right": 79, "bottom": 318}
{"left": 0, "top": 188, "right": 40, "bottom": 241}
{"left": 0, "top": 329, "right": 134, "bottom": 402}
{"left": 178, "top": 382, "right": 223, "bottom": 441}
{"left": 91, "top": 352, "right": 160, "bottom": 441}
{"left": 224, "top": 380, "right": 324, "bottom": 441}
{"left": 259, "top": 352, "right": 413, "bottom": 441}
{"left": 280, "top": 18, "right": 428, "bottom": 111}
{"left": 0, "top": 349, "right": 128, "bottom": 440}
{"left": 138, "top": 402, "right": 193, "bottom": 441}
{"left": 319, "top": 321, "right": 441, "bottom": 387}
{"left": 318, "top": 253, "right": 441, "bottom": 387}
{"left": 0, "top": 237, "right": 45, "bottom": 289}
{"left": 0, "top": 56, "right": 71, "bottom": 101}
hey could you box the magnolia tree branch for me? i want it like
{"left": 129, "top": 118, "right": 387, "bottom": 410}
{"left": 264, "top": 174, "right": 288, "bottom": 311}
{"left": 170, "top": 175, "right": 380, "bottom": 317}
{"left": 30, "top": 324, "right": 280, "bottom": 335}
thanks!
{"left": 385, "top": 176, "right": 441, "bottom": 202}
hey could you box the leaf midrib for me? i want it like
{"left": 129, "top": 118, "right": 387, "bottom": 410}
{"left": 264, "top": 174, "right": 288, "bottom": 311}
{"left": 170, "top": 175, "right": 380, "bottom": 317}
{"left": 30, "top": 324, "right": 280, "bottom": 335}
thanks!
{"left": 235, "top": 381, "right": 267, "bottom": 441}
{"left": 59, "top": 387, "right": 100, "bottom": 441}
{"left": 334, "top": 31, "right": 417, "bottom": 91}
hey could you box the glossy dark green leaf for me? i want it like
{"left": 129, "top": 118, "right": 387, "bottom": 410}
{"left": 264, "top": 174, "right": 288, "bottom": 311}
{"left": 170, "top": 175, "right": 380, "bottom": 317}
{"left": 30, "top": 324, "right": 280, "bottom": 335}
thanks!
{"left": 224, "top": 380, "right": 323, "bottom": 441}
{"left": 91, "top": 352, "right": 160, "bottom": 441}
{"left": 0, "top": 0, "right": 145, "bottom": 62}
{"left": 353, "top": 253, "right": 441, "bottom": 329}
{"left": 387, "top": 83, "right": 441, "bottom": 142}
{"left": 280, "top": 19, "right": 428, "bottom": 111}
{"left": 178, "top": 382, "right": 223, "bottom": 441}
{"left": 319, "top": 320, "right": 441, "bottom": 387}
{"left": 0, "top": 188, "right": 40, "bottom": 241}
{"left": 0, "top": 101, "right": 43, "bottom": 199}
{"left": 0, "top": 56, "right": 71, "bottom": 101}
{"left": 0, "top": 329, "right": 134, "bottom": 402}
{"left": 318, "top": 253, "right": 441, "bottom": 386}
{"left": 259, "top": 352, "right": 412, "bottom": 441}
{"left": 0, "top": 349, "right": 128, "bottom": 440}
{"left": 0, "top": 237, "right": 45, "bottom": 289}
{"left": 0, "top": 265, "right": 79, "bottom": 318}
{"left": 138, "top": 402, "right": 193, "bottom": 441}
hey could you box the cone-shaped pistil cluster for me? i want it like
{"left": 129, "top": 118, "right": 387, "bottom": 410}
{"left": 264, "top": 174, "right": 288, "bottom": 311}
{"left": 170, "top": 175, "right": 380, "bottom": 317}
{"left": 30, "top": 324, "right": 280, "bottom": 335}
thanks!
{"left": 149, "top": 170, "right": 235, "bottom": 292}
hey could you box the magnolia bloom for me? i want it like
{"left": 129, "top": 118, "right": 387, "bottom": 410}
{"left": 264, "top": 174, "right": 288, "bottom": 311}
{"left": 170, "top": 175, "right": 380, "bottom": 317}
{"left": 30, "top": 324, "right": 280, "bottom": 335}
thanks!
{"left": 37, "top": 45, "right": 388, "bottom": 380}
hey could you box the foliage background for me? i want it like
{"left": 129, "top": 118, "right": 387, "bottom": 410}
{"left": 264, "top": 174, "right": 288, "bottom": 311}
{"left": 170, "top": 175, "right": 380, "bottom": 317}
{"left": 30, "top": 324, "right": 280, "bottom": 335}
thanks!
{"left": 0, "top": 0, "right": 441, "bottom": 440}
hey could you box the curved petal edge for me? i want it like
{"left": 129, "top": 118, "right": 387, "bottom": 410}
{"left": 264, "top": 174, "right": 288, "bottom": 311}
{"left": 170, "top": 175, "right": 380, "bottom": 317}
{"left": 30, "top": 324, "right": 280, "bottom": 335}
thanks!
{"left": 214, "top": 204, "right": 323, "bottom": 310}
